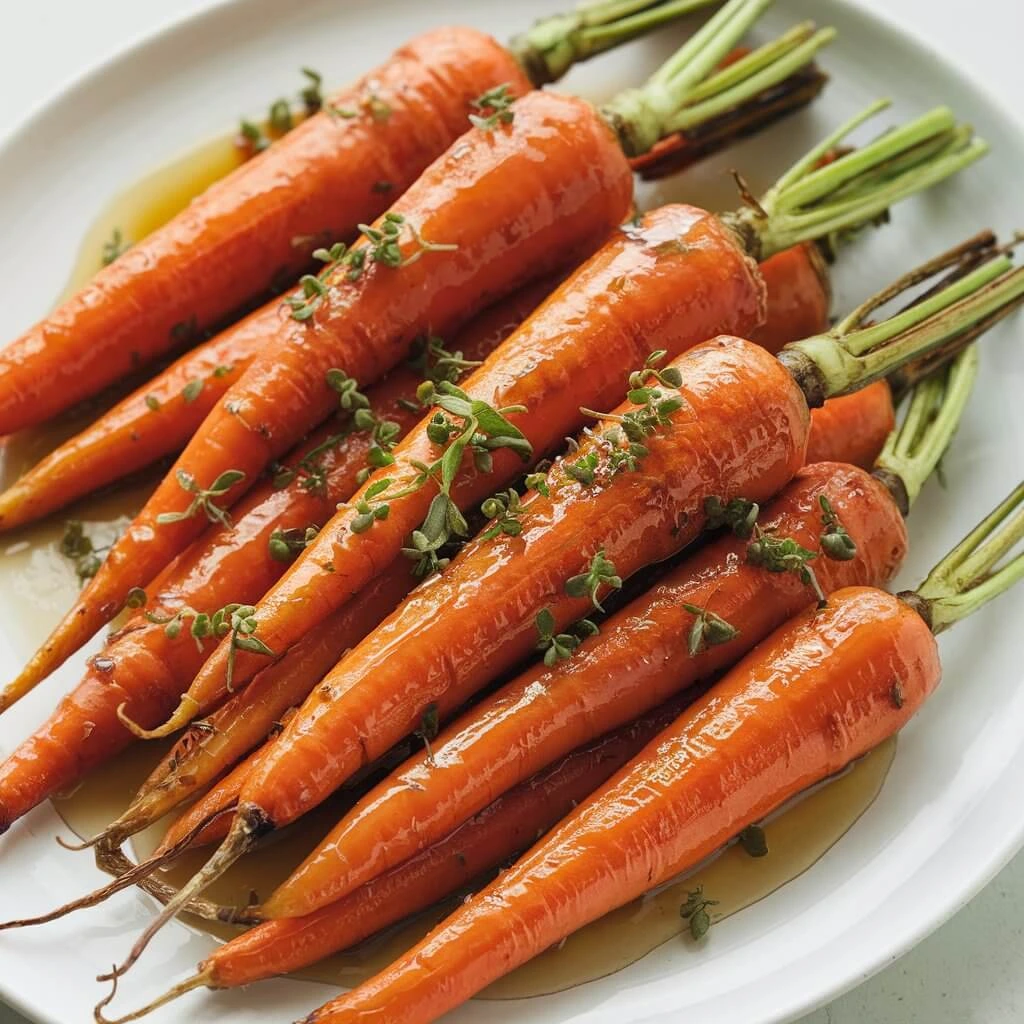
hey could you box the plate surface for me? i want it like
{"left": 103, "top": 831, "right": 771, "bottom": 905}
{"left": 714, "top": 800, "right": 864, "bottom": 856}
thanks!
{"left": 0, "top": 2, "right": 1022, "bottom": 1023}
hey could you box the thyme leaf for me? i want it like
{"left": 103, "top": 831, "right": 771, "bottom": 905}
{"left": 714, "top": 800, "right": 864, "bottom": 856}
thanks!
{"left": 703, "top": 495, "right": 759, "bottom": 539}
{"left": 469, "top": 84, "right": 516, "bottom": 132}
{"left": 565, "top": 549, "right": 622, "bottom": 612}
{"left": 101, "top": 228, "right": 131, "bottom": 267}
{"left": 819, "top": 495, "right": 857, "bottom": 561}
{"left": 680, "top": 886, "right": 719, "bottom": 941}
{"left": 681, "top": 602, "right": 739, "bottom": 656}
{"left": 156, "top": 468, "right": 245, "bottom": 528}
{"left": 535, "top": 607, "right": 599, "bottom": 667}
{"left": 746, "top": 529, "right": 826, "bottom": 606}
{"left": 480, "top": 488, "right": 524, "bottom": 541}
{"left": 268, "top": 525, "right": 320, "bottom": 562}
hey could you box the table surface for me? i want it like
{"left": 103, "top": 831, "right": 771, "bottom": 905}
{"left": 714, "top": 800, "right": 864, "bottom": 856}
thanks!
{"left": 1, "top": 1, "right": 1022, "bottom": 1022}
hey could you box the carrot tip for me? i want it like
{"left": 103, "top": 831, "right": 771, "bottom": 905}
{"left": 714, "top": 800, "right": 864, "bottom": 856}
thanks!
{"left": 116, "top": 696, "right": 200, "bottom": 740}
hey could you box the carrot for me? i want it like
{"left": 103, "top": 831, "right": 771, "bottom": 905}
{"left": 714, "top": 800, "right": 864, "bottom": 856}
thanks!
{"left": 806, "top": 379, "right": 895, "bottom": 468}
{"left": 144, "top": 101, "right": 983, "bottom": 743}
{"left": 0, "top": 282, "right": 544, "bottom": 831}
{"left": 302, "top": 485, "right": 1024, "bottom": 1024}
{"left": 0, "top": 28, "right": 534, "bottom": 436}
{"left": 101, "top": 698, "right": 692, "bottom": 1022}
{"left": 748, "top": 242, "right": 830, "bottom": 352}
{"left": 5, "top": 3, "right": 837, "bottom": 705}
{"left": 257, "top": 314, "right": 980, "bottom": 920}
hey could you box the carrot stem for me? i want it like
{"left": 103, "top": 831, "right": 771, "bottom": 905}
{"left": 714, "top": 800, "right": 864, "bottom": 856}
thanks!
{"left": 912, "top": 481, "right": 1024, "bottom": 632}
{"left": 875, "top": 346, "right": 978, "bottom": 509}
{"left": 94, "top": 970, "right": 210, "bottom": 1024}
{"left": 737, "top": 102, "right": 989, "bottom": 257}
{"left": 511, "top": 0, "right": 720, "bottom": 84}
{"left": 602, "top": 0, "right": 834, "bottom": 155}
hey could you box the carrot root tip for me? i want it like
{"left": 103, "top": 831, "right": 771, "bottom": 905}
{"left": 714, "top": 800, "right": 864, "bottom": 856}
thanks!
{"left": 116, "top": 695, "right": 201, "bottom": 740}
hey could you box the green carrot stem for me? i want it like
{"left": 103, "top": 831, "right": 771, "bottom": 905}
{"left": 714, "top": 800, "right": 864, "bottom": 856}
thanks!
{"left": 908, "top": 482, "right": 1024, "bottom": 633}
{"left": 725, "top": 102, "right": 988, "bottom": 259}
{"left": 601, "top": 0, "right": 834, "bottom": 156}
{"left": 510, "top": 0, "right": 720, "bottom": 85}
{"left": 777, "top": 241, "right": 1024, "bottom": 406}
{"left": 874, "top": 346, "right": 978, "bottom": 510}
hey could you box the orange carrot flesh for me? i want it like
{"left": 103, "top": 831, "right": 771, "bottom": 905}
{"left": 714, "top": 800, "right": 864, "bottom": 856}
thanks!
{"left": 12, "top": 88, "right": 634, "bottom": 698}
{"left": 273, "top": 461, "right": 907, "bottom": 912}
{"left": 749, "top": 242, "right": 831, "bottom": 353}
{"left": 0, "top": 284, "right": 545, "bottom": 830}
{"left": 0, "top": 27, "right": 529, "bottom": 435}
{"left": 306, "top": 588, "right": 941, "bottom": 1024}
{"left": 241, "top": 336, "right": 807, "bottom": 920}
{"left": 806, "top": 379, "right": 896, "bottom": 469}
{"left": 179, "top": 204, "right": 766, "bottom": 727}
{"left": 204, "top": 696, "right": 688, "bottom": 990}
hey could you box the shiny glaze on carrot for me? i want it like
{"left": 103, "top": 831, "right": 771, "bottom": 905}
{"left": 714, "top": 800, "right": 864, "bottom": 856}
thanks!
{"left": 806, "top": 379, "right": 896, "bottom": 469}
{"left": 749, "top": 242, "right": 831, "bottom": 353}
{"left": 0, "top": 28, "right": 529, "bottom": 435}
{"left": 0, "top": 286, "right": 544, "bottom": 830}
{"left": 15, "top": 89, "right": 633, "bottom": 696}
{"left": 307, "top": 588, "right": 940, "bottom": 1024}
{"left": 248, "top": 336, "right": 806, "bottom": 919}
{"left": 187, "top": 204, "right": 766, "bottom": 719}
{"left": 275, "top": 462, "right": 907, "bottom": 912}
{"left": 203, "top": 698, "right": 688, "bottom": 989}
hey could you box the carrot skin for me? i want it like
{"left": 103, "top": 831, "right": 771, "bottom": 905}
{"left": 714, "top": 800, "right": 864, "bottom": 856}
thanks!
{"left": 15, "top": 88, "right": 633, "bottom": 693}
{"left": 306, "top": 588, "right": 941, "bottom": 1024}
{"left": 188, "top": 204, "right": 766, "bottom": 719}
{"left": 0, "top": 27, "right": 529, "bottom": 435}
{"left": 248, "top": 335, "right": 806, "bottom": 919}
{"left": 806, "top": 380, "right": 896, "bottom": 469}
{"left": 205, "top": 698, "right": 687, "bottom": 989}
{"left": 749, "top": 242, "right": 831, "bottom": 353}
{"left": 0, "top": 289, "right": 542, "bottom": 832}
{"left": 275, "top": 462, "right": 907, "bottom": 912}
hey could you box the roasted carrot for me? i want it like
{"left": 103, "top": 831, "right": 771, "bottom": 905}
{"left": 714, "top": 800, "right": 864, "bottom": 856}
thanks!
{"left": 256, "top": 296, "right": 981, "bottom": 919}
{"left": 98, "top": 698, "right": 692, "bottom": 1022}
{"left": 300, "top": 485, "right": 1024, "bottom": 1024}
{"left": 0, "top": 28, "right": 535, "bottom": 436}
{"left": 749, "top": 242, "right": 830, "bottom": 352}
{"left": 0, "top": 282, "right": 542, "bottom": 831}
{"left": 5, "top": 4, "right": 837, "bottom": 705}
{"left": 145, "top": 101, "right": 982, "bottom": 744}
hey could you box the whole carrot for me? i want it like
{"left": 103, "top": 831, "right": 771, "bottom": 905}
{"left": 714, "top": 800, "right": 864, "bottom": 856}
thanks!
{"left": 146, "top": 98, "right": 980, "bottom": 742}
{"left": 805, "top": 379, "right": 895, "bottom": 468}
{"left": 0, "top": 281, "right": 541, "bottom": 832}
{"left": 300, "top": 484, "right": 1024, "bottom": 1024}
{"left": 256, "top": 258, "right": 986, "bottom": 919}
{"left": 5, "top": 4, "right": 836, "bottom": 705}
{"left": 101, "top": 235, "right": 1022, "bottom": 985}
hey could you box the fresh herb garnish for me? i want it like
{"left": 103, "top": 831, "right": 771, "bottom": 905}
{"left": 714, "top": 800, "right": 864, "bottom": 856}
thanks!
{"left": 565, "top": 549, "right": 622, "bottom": 612}
{"left": 704, "top": 496, "right": 759, "bottom": 539}
{"left": 300, "top": 67, "right": 323, "bottom": 113}
{"left": 350, "top": 478, "right": 393, "bottom": 534}
{"left": 356, "top": 212, "right": 458, "bottom": 273}
{"left": 268, "top": 525, "right": 320, "bottom": 562}
{"left": 284, "top": 273, "right": 330, "bottom": 322}
{"left": 156, "top": 468, "right": 246, "bottom": 528}
{"left": 738, "top": 824, "right": 768, "bottom": 858}
{"left": 680, "top": 886, "right": 719, "bottom": 940}
{"left": 59, "top": 521, "right": 113, "bottom": 584}
{"left": 268, "top": 98, "right": 294, "bottom": 134}
{"left": 144, "top": 394, "right": 161, "bottom": 413}
{"left": 212, "top": 364, "right": 235, "bottom": 379}
{"left": 480, "top": 489, "right": 524, "bottom": 540}
{"left": 819, "top": 495, "right": 857, "bottom": 561}
{"left": 746, "top": 530, "right": 826, "bottom": 606}
{"left": 416, "top": 702, "right": 440, "bottom": 765}
{"left": 181, "top": 379, "right": 204, "bottom": 404}
{"left": 239, "top": 119, "right": 270, "bottom": 153}
{"left": 525, "top": 471, "right": 550, "bottom": 497}
{"left": 681, "top": 602, "right": 739, "bottom": 656}
{"left": 101, "top": 228, "right": 131, "bottom": 267}
{"left": 125, "top": 587, "right": 148, "bottom": 609}
{"left": 469, "top": 84, "right": 516, "bottom": 132}
{"left": 534, "top": 607, "right": 599, "bottom": 667}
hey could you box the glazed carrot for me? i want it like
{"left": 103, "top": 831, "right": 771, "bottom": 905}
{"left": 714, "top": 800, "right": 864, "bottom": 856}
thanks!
{"left": 6, "top": 4, "right": 837, "bottom": 706}
{"left": 749, "top": 242, "right": 830, "bottom": 352}
{"left": 102, "top": 698, "right": 692, "bottom": 1021}
{"left": 0, "top": 282, "right": 541, "bottom": 831}
{"left": 0, "top": 27, "right": 535, "bottom": 436}
{"left": 806, "top": 379, "right": 895, "bottom": 468}
{"left": 303, "top": 486, "right": 1024, "bottom": 1024}
{"left": 148, "top": 101, "right": 983, "bottom": 741}
{"left": 259, "top": 281, "right": 983, "bottom": 918}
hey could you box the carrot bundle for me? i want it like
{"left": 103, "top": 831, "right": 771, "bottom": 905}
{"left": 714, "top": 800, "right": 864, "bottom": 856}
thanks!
{"left": 94, "top": 231, "right": 1022, "bottom": 991}
{"left": 305, "top": 483, "right": 1024, "bottom": 1024}
{"left": 0, "top": 2, "right": 733, "bottom": 437}
{"left": 6, "top": 0, "right": 837, "bottom": 703}
{"left": 144, "top": 101, "right": 983, "bottom": 744}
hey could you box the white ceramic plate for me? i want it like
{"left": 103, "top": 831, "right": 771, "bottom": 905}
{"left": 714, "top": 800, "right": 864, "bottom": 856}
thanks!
{"left": 1, "top": 2, "right": 1023, "bottom": 1023}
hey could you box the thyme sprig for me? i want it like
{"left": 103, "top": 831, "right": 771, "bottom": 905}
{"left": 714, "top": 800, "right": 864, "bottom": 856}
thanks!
{"left": 101, "top": 228, "right": 131, "bottom": 267}
{"left": 325, "top": 369, "right": 401, "bottom": 481}
{"left": 351, "top": 479, "right": 393, "bottom": 534}
{"left": 704, "top": 495, "right": 759, "bottom": 539}
{"left": 535, "top": 607, "right": 599, "bottom": 667}
{"left": 60, "top": 521, "right": 116, "bottom": 584}
{"left": 300, "top": 67, "right": 323, "bottom": 113}
{"left": 156, "top": 469, "right": 245, "bottom": 528}
{"left": 565, "top": 549, "right": 622, "bottom": 612}
{"left": 480, "top": 489, "right": 525, "bottom": 541}
{"left": 269, "top": 525, "right": 320, "bottom": 562}
{"left": 146, "top": 602, "right": 274, "bottom": 691}
{"left": 469, "top": 84, "right": 516, "bottom": 132}
{"left": 409, "top": 334, "right": 483, "bottom": 390}
{"left": 819, "top": 495, "right": 857, "bottom": 561}
{"left": 416, "top": 703, "right": 440, "bottom": 765}
{"left": 746, "top": 528, "right": 826, "bottom": 606}
{"left": 681, "top": 601, "right": 739, "bottom": 656}
{"left": 680, "top": 886, "right": 719, "bottom": 941}
{"left": 357, "top": 212, "right": 458, "bottom": 272}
